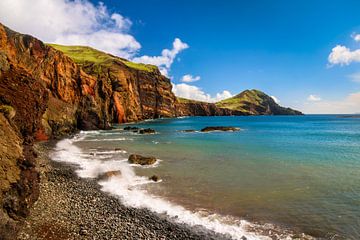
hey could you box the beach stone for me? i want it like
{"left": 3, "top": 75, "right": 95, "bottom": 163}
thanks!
{"left": 98, "top": 171, "right": 121, "bottom": 180}
{"left": 139, "top": 128, "right": 156, "bottom": 134}
{"left": 149, "top": 175, "right": 160, "bottom": 182}
{"left": 200, "top": 126, "right": 240, "bottom": 132}
{"left": 128, "top": 154, "right": 156, "bottom": 165}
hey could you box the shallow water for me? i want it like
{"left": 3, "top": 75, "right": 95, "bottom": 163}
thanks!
{"left": 52, "top": 115, "right": 360, "bottom": 239}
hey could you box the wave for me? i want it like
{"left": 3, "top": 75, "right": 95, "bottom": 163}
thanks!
{"left": 51, "top": 134, "right": 306, "bottom": 240}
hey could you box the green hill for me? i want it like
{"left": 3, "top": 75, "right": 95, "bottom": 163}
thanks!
{"left": 216, "top": 89, "right": 302, "bottom": 115}
{"left": 48, "top": 44, "right": 158, "bottom": 72}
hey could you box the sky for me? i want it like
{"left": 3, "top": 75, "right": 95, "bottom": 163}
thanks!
{"left": 0, "top": 0, "right": 360, "bottom": 113}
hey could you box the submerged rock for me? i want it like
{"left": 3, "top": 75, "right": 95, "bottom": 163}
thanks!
{"left": 149, "top": 175, "right": 160, "bottom": 182}
{"left": 124, "top": 126, "right": 139, "bottom": 131}
{"left": 181, "top": 129, "right": 196, "bottom": 132}
{"left": 139, "top": 128, "right": 156, "bottom": 134}
{"left": 128, "top": 154, "right": 157, "bottom": 165}
{"left": 200, "top": 126, "right": 240, "bottom": 132}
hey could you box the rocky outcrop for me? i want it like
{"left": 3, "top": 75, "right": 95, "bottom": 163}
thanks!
{"left": 200, "top": 126, "right": 240, "bottom": 132}
{"left": 216, "top": 89, "right": 303, "bottom": 115}
{"left": 175, "top": 99, "right": 245, "bottom": 116}
{"left": 0, "top": 23, "right": 176, "bottom": 238}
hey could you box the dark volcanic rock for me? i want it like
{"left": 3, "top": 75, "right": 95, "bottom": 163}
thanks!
{"left": 139, "top": 128, "right": 156, "bottom": 134}
{"left": 128, "top": 154, "right": 157, "bottom": 165}
{"left": 149, "top": 175, "right": 160, "bottom": 182}
{"left": 200, "top": 126, "right": 240, "bottom": 132}
{"left": 124, "top": 126, "right": 139, "bottom": 131}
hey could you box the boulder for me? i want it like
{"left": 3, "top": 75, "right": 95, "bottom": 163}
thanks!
{"left": 200, "top": 126, "right": 240, "bottom": 132}
{"left": 124, "top": 126, "right": 139, "bottom": 131}
{"left": 139, "top": 128, "right": 156, "bottom": 134}
{"left": 149, "top": 175, "right": 160, "bottom": 182}
{"left": 128, "top": 154, "right": 157, "bottom": 165}
{"left": 98, "top": 170, "right": 121, "bottom": 180}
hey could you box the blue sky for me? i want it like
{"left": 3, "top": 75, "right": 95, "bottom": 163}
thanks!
{"left": 1, "top": 0, "right": 360, "bottom": 113}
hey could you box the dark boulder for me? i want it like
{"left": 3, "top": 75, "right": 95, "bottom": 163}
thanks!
{"left": 139, "top": 128, "right": 156, "bottom": 134}
{"left": 200, "top": 126, "right": 240, "bottom": 132}
{"left": 128, "top": 154, "right": 157, "bottom": 165}
{"left": 149, "top": 175, "right": 160, "bottom": 182}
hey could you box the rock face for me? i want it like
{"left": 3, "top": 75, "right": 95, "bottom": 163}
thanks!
{"left": 216, "top": 89, "right": 303, "bottom": 115}
{"left": 0, "top": 23, "right": 175, "bottom": 237}
{"left": 128, "top": 154, "right": 157, "bottom": 165}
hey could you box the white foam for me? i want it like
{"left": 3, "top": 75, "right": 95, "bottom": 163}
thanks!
{"left": 51, "top": 136, "right": 273, "bottom": 240}
{"left": 82, "top": 137, "right": 127, "bottom": 142}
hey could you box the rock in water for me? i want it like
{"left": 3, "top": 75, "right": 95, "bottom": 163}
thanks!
{"left": 124, "top": 126, "right": 139, "bottom": 131}
{"left": 200, "top": 126, "right": 240, "bottom": 132}
{"left": 98, "top": 170, "right": 121, "bottom": 180}
{"left": 128, "top": 154, "right": 157, "bottom": 165}
{"left": 149, "top": 175, "right": 160, "bottom": 182}
{"left": 139, "top": 128, "right": 156, "bottom": 134}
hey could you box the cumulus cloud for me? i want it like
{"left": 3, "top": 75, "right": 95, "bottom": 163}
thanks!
{"left": 0, "top": 0, "right": 140, "bottom": 58}
{"left": 172, "top": 83, "right": 232, "bottom": 102}
{"left": 307, "top": 94, "right": 322, "bottom": 102}
{"left": 271, "top": 96, "right": 280, "bottom": 104}
{"left": 347, "top": 72, "right": 360, "bottom": 83}
{"left": 133, "top": 38, "right": 189, "bottom": 76}
{"left": 300, "top": 92, "right": 360, "bottom": 114}
{"left": 328, "top": 45, "right": 360, "bottom": 66}
{"left": 181, "top": 74, "right": 201, "bottom": 83}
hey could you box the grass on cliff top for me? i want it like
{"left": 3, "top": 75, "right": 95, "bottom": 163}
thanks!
{"left": 48, "top": 44, "right": 158, "bottom": 72}
{"left": 177, "top": 97, "right": 208, "bottom": 104}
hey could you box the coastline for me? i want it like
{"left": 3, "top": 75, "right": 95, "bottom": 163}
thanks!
{"left": 17, "top": 142, "right": 231, "bottom": 240}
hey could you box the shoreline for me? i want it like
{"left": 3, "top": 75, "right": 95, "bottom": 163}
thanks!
{"left": 17, "top": 142, "right": 232, "bottom": 240}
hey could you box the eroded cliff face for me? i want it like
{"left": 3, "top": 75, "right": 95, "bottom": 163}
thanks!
{"left": 0, "top": 23, "right": 177, "bottom": 238}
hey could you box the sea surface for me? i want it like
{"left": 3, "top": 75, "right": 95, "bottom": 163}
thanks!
{"left": 52, "top": 115, "right": 360, "bottom": 239}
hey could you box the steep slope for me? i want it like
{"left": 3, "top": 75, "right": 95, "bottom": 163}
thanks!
{"left": 175, "top": 97, "right": 244, "bottom": 116}
{"left": 216, "top": 89, "right": 302, "bottom": 115}
{"left": 0, "top": 23, "right": 177, "bottom": 238}
{"left": 49, "top": 44, "right": 177, "bottom": 123}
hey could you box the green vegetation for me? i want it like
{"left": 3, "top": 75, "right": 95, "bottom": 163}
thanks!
{"left": 216, "top": 89, "right": 267, "bottom": 113}
{"left": 48, "top": 44, "right": 157, "bottom": 72}
{"left": 177, "top": 97, "right": 207, "bottom": 104}
{"left": 0, "top": 105, "right": 15, "bottom": 119}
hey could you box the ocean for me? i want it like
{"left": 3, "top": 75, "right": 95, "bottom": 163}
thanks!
{"left": 51, "top": 115, "right": 360, "bottom": 239}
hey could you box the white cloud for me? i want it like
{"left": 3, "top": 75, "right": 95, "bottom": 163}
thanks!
{"left": 307, "top": 94, "right": 322, "bottom": 102}
{"left": 328, "top": 45, "right": 360, "bottom": 66}
{"left": 111, "top": 13, "right": 131, "bottom": 30}
{"left": 172, "top": 83, "right": 232, "bottom": 102}
{"left": 352, "top": 33, "right": 360, "bottom": 42}
{"left": 181, "top": 74, "right": 201, "bottom": 83}
{"left": 271, "top": 96, "right": 280, "bottom": 104}
{"left": 347, "top": 72, "right": 360, "bottom": 83}
{"left": 215, "top": 90, "right": 233, "bottom": 102}
{"left": 0, "top": 0, "right": 140, "bottom": 58}
{"left": 300, "top": 92, "right": 360, "bottom": 114}
{"left": 133, "top": 38, "right": 189, "bottom": 76}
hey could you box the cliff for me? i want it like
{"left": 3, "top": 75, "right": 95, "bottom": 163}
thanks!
{"left": 216, "top": 89, "right": 302, "bottom": 115}
{"left": 0, "top": 23, "right": 176, "bottom": 238}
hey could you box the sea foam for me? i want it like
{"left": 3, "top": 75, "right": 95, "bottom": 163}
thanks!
{"left": 51, "top": 132, "right": 279, "bottom": 240}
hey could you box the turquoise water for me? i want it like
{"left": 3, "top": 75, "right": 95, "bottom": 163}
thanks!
{"left": 74, "top": 115, "right": 360, "bottom": 239}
